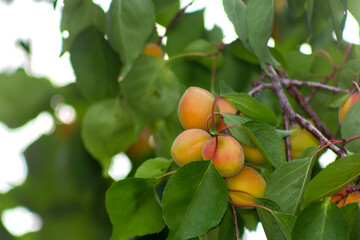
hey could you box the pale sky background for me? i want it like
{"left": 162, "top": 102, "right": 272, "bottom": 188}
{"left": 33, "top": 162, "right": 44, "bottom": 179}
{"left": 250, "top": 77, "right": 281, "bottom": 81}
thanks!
{"left": 0, "top": 0, "right": 358, "bottom": 238}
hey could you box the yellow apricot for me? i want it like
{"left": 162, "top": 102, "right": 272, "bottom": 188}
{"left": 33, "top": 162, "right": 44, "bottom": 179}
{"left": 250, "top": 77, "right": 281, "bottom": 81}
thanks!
{"left": 290, "top": 122, "right": 319, "bottom": 159}
{"left": 178, "top": 87, "right": 219, "bottom": 130}
{"left": 171, "top": 129, "right": 212, "bottom": 166}
{"left": 202, "top": 136, "right": 244, "bottom": 177}
{"left": 240, "top": 142, "right": 266, "bottom": 164}
{"left": 338, "top": 93, "right": 360, "bottom": 124}
{"left": 142, "top": 43, "right": 163, "bottom": 58}
{"left": 126, "top": 128, "right": 154, "bottom": 162}
{"left": 225, "top": 166, "right": 266, "bottom": 206}
{"left": 331, "top": 188, "right": 360, "bottom": 207}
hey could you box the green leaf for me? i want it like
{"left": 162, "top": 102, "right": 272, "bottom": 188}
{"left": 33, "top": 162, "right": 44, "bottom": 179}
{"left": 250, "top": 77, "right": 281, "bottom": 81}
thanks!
{"left": 241, "top": 121, "right": 286, "bottom": 168}
{"left": 339, "top": 59, "right": 360, "bottom": 90}
{"left": 255, "top": 198, "right": 292, "bottom": 240}
{"left": 106, "top": 0, "right": 155, "bottom": 64}
{"left": 184, "top": 39, "right": 223, "bottom": 69}
{"left": 217, "top": 205, "right": 244, "bottom": 240}
{"left": 303, "top": 154, "right": 360, "bottom": 205}
{"left": 134, "top": 158, "right": 172, "bottom": 178}
{"left": 327, "top": 92, "right": 349, "bottom": 108}
{"left": 341, "top": 99, "right": 360, "bottom": 152}
{"left": 224, "top": 93, "right": 277, "bottom": 126}
{"left": 275, "top": 129, "right": 296, "bottom": 139}
{"left": 229, "top": 40, "right": 259, "bottom": 64}
{"left": 292, "top": 199, "right": 350, "bottom": 240}
{"left": 245, "top": 0, "right": 279, "bottom": 68}
{"left": 329, "top": 0, "right": 347, "bottom": 41}
{"left": 220, "top": 81, "right": 236, "bottom": 95}
{"left": 61, "top": 0, "right": 105, "bottom": 52}
{"left": 162, "top": 161, "right": 228, "bottom": 240}
{"left": 166, "top": 11, "right": 204, "bottom": 56}
{"left": 0, "top": 69, "right": 55, "bottom": 128}
{"left": 121, "top": 55, "right": 179, "bottom": 124}
{"left": 70, "top": 26, "right": 121, "bottom": 102}
{"left": 153, "top": 0, "right": 178, "bottom": 13}
{"left": 348, "top": 0, "right": 360, "bottom": 25}
{"left": 81, "top": 99, "right": 135, "bottom": 171}
{"left": 222, "top": 0, "right": 251, "bottom": 51}
{"left": 106, "top": 178, "right": 165, "bottom": 239}
{"left": 342, "top": 203, "right": 360, "bottom": 240}
{"left": 266, "top": 157, "right": 316, "bottom": 214}
{"left": 223, "top": 115, "right": 255, "bottom": 147}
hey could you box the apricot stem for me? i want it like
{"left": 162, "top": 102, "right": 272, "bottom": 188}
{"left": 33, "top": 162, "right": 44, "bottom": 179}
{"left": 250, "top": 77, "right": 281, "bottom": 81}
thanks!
{"left": 231, "top": 204, "right": 240, "bottom": 240}
{"left": 211, "top": 95, "right": 223, "bottom": 128}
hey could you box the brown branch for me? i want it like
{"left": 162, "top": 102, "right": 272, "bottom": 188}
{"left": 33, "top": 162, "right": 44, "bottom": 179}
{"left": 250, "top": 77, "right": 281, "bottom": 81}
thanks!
{"left": 267, "top": 65, "right": 346, "bottom": 159}
{"left": 248, "top": 83, "right": 273, "bottom": 96}
{"left": 156, "top": 1, "right": 195, "bottom": 45}
{"left": 281, "top": 78, "right": 349, "bottom": 93}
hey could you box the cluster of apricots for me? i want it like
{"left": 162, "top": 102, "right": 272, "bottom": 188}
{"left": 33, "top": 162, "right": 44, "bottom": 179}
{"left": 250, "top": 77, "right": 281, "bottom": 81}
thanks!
{"left": 171, "top": 86, "right": 266, "bottom": 206}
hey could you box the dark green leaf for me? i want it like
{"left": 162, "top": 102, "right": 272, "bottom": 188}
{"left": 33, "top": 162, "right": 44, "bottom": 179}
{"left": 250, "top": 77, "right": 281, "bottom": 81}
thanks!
{"left": 153, "top": 0, "right": 178, "bottom": 13}
{"left": 81, "top": 99, "right": 135, "bottom": 171}
{"left": 162, "top": 161, "right": 228, "bottom": 240}
{"left": 241, "top": 121, "right": 286, "bottom": 168}
{"left": 223, "top": 115, "right": 255, "bottom": 147}
{"left": 70, "top": 26, "right": 121, "bottom": 102}
{"left": 217, "top": 205, "right": 244, "bottom": 240}
{"left": 0, "top": 69, "right": 54, "bottom": 128}
{"left": 341, "top": 99, "right": 360, "bottom": 152}
{"left": 303, "top": 154, "right": 360, "bottom": 205}
{"left": 166, "top": 11, "right": 204, "bottom": 56}
{"left": 342, "top": 203, "right": 360, "bottom": 240}
{"left": 327, "top": 92, "right": 349, "bottom": 108}
{"left": 224, "top": 93, "right": 277, "bottom": 126}
{"left": 184, "top": 39, "right": 223, "bottom": 69}
{"left": 292, "top": 199, "right": 350, "bottom": 240}
{"left": 254, "top": 198, "right": 289, "bottom": 240}
{"left": 329, "top": 0, "right": 347, "bottom": 41}
{"left": 134, "top": 158, "right": 172, "bottom": 178}
{"left": 106, "top": 0, "right": 155, "bottom": 64}
{"left": 245, "top": 0, "right": 279, "bottom": 68}
{"left": 339, "top": 59, "right": 360, "bottom": 90}
{"left": 220, "top": 81, "right": 236, "bottom": 95}
{"left": 266, "top": 157, "right": 316, "bottom": 214}
{"left": 61, "top": 0, "right": 105, "bottom": 52}
{"left": 106, "top": 178, "right": 165, "bottom": 239}
{"left": 229, "top": 40, "right": 259, "bottom": 64}
{"left": 121, "top": 55, "right": 179, "bottom": 124}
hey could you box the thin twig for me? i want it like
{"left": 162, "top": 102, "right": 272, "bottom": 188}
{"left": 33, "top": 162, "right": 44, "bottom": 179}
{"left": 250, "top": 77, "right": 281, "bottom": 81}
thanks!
{"left": 156, "top": 0, "right": 195, "bottom": 45}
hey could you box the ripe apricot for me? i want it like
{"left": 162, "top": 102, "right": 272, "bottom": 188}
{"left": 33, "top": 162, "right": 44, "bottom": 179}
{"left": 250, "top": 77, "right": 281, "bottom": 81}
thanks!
{"left": 178, "top": 87, "right": 218, "bottom": 130}
{"left": 126, "top": 128, "right": 154, "bottom": 162}
{"left": 290, "top": 122, "right": 319, "bottom": 159}
{"left": 225, "top": 166, "right": 266, "bottom": 206}
{"left": 331, "top": 188, "right": 360, "bottom": 207}
{"left": 338, "top": 93, "right": 360, "bottom": 124}
{"left": 202, "top": 136, "right": 244, "bottom": 177}
{"left": 171, "top": 129, "right": 211, "bottom": 166}
{"left": 240, "top": 142, "right": 266, "bottom": 164}
{"left": 142, "top": 43, "right": 163, "bottom": 58}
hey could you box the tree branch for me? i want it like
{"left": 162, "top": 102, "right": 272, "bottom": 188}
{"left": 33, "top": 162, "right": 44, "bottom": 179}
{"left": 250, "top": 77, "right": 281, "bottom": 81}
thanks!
{"left": 267, "top": 65, "right": 346, "bottom": 159}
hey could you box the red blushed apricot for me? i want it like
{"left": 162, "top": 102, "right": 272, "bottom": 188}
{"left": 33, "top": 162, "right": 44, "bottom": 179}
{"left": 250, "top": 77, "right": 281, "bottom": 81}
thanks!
{"left": 178, "top": 87, "right": 219, "bottom": 130}
{"left": 142, "top": 43, "right": 163, "bottom": 58}
{"left": 339, "top": 93, "right": 360, "bottom": 124}
{"left": 225, "top": 166, "right": 266, "bottom": 206}
{"left": 331, "top": 188, "right": 360, "bottom": 207}
{"left": 171, "top": 129, "right": 212, "bottom": 166}
{"left": 202, "top": 136, "right": 244, "bottom": 177}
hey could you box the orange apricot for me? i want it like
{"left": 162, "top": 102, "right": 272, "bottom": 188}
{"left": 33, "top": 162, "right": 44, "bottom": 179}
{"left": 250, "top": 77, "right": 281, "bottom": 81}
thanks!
{"left": 171, "top": 128, "right": 212, "bottom": 166}
{"left": 142, "top": 43, "right": 163, "bottom": 58}
{"left": 240, "top": 142, "right": 266, "bottom": 164}
{"left": 331, "top": 188, "right": 360, "bottom": 207}
{"left": 338, "top": 93, "right": 360, "bottom": 124}
{"left": 178, "top": 87, "right": 219, "bottom": 130}
{"left": 202, "top": 136, "right": 244, "bottom": 177}
{"left": 225, "top": 166, "right": 266, "bottom": 206}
